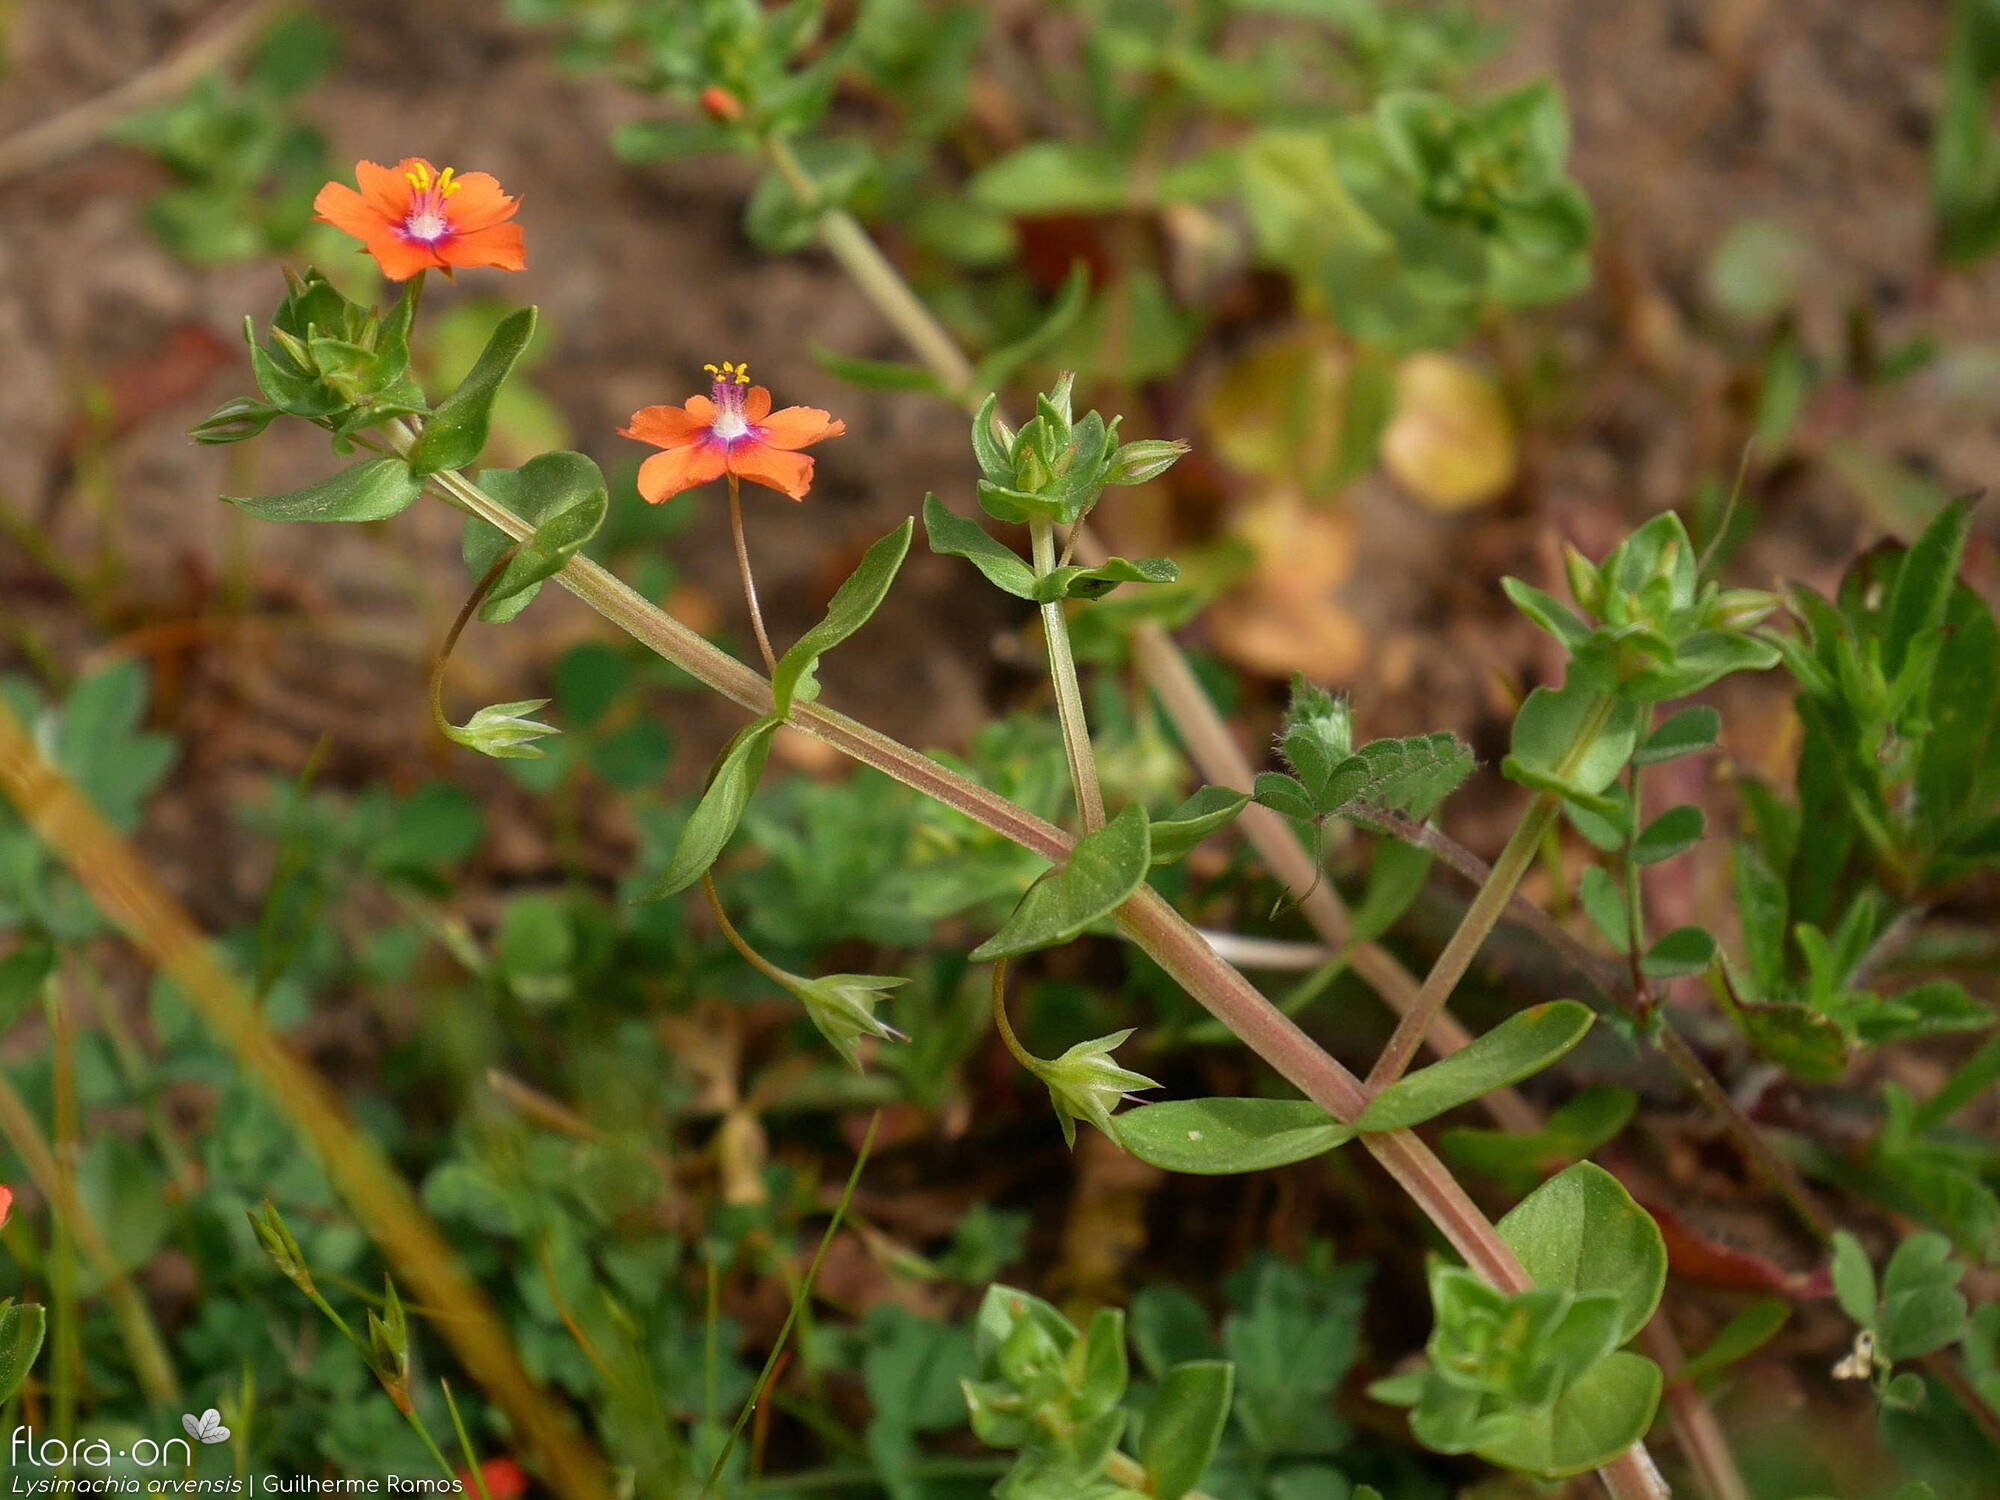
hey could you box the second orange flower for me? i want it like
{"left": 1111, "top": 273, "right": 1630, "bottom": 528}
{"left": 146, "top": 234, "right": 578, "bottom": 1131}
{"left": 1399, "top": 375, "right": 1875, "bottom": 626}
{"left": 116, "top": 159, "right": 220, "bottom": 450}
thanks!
{"left": 621, "top": 362, "right": 844, "bottom": 504}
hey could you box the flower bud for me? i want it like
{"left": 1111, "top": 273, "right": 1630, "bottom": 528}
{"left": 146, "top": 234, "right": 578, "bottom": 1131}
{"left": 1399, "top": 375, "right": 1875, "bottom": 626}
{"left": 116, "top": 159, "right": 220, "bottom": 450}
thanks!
{"left": 190, "top": 397, "right": 282, "bottom": 446}
{"left": 1710, "top": 587, "right": 1780, "bottom": 632}
{"left": 784, "top": 972, "right": 907, "bottom": 1070}
{"left": 1104, "top": 438, "right": 1190, "bottom": 487}
{"left": 1027, "top": 1028, "right": 1158, "bottom": 1147}
{"left": 246, "top": 1199, "right": 315, "bottom": 1295}
{"left": 701, "top": 86, "right": 745, "bottom": 124}
{"left": 367, "top": 1278, "right": 412, "bottom": 1412}
{"left": 444, "top": 699, "right": 559, "bottom": 759}
{"left": 1562, "top": 544, "right": 1602, "bottom": 616}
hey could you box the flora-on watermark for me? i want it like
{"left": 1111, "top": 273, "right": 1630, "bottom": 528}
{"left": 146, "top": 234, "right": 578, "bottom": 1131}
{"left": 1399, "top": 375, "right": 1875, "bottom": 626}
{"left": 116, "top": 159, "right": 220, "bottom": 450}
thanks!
{"left": 9, "top": 1424, "right": 468, "bottom": 1494}
{"left": 183, "top": 1410, "right": 231, "bottom": 1446}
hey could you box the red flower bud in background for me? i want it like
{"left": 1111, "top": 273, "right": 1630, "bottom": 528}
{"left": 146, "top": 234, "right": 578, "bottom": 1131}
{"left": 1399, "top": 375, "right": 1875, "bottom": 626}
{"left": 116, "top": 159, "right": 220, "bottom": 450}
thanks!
{"left": 0, "top": 1184, "right": 12, "bottom": 1230}
{"left": 701, "top": 85, "right": 744, "bottom": 124}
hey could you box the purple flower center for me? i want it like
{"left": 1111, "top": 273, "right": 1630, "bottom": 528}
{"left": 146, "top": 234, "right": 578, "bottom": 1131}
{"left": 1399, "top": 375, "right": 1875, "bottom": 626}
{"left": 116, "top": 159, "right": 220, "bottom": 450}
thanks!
{"left": 710, "top": 377, "right": 755, "bottom": 446}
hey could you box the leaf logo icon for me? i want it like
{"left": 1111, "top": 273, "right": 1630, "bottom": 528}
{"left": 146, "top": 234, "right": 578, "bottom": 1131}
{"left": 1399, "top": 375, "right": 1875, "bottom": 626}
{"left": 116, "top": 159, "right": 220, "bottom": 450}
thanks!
{"left": 182, "top": 1409, "right": 231, "bottom": 1445}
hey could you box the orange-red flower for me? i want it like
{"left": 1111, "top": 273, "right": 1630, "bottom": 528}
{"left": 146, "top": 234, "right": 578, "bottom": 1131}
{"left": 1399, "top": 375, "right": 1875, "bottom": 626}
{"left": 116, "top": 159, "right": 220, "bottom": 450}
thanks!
{"left": 621, "top": 362, "right": 845, "bottom": 504}
{"left": 313, "top": 158, "right": 525, "bottom": 282}
{"left": 0, "top": 1184, "right": 11, "bottom": 1231}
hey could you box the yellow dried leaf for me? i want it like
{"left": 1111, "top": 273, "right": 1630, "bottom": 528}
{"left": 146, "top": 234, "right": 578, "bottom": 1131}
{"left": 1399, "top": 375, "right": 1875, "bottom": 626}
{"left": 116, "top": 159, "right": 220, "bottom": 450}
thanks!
{"left": 1199, "top": 329, "right": 1349, "bottom": 489}
{"left": 1379, "top": 353, "right": 1516, "bottom": 512}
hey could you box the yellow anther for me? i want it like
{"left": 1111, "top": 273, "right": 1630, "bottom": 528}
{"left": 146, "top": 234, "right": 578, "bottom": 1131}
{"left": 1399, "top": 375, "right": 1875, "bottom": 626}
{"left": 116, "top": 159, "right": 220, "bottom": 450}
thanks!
{"left": 704, "top": 360, "right": 752, "bottom": 384}
{"left": 438, "top": 166, "right": 461, "bottom": 197}
{"left": 405, "top": 161, "right": 432, "bottom": 192}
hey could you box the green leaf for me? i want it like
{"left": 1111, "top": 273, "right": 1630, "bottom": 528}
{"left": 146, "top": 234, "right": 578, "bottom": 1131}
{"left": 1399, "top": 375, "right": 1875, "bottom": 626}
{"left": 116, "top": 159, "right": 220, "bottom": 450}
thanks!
{"left": 462, "top": 452, "right": 608, "bottom": 622}
{"left": 1640, "top": 926, "right": 1717, "bottom": 979}
{"left": 1498, "top": 1161, "right": 1666, "bottom": 1345}
{"left": 407, "top": 307, "right": 537, "bottom": 476}
{"left": 1883, "top": 495, "right": 1976, "bottom": 679}
{"left": 1677, "top": 1298, "right": 1789, "bottom": 1386}
{"left": 923, "top": 492, "right": 1035, "bottom": 599}
{"left": 1322, "top": 733, "right": 1474, "bottom": 820}
{"left": 971, "top": 804, "right": 1151, "bottom": 960}
{"left": 811, "top": 347, "right": 948, "bottom": 396}
{"left": 611, "top": 117, "right": 733, "bottom": 163}
{"left": 1113, "top": 1098, "right": 1352, "bottom": 1174}
{"left": 973, "top": 266, "right": 1093, "bottom": 393}
{"left": 0, "top": 1303, "right": 47, "bottom": 1406}
{"left": 1634, "top": 705, "right": 1720, "bottom": 765}
{"left": 1501, "top": 686, "right": 1642, "bottom": 812}
{"left": 1731, "top": 992, "right": 1850, "bottom": 1082}
{"left": 225, "top": 457, "right": 421, "bottom": 523}
{"left": 1148, "top": 786, "right": 1250, "bottom": 867}
{"left": 772, "top": 519, "right": 913, "bottom": 716}
{"left": 1474, "top": 1350, "right": 1663, "bottom": 1479}
{"left": 1142, "top": 1361, "right": 1234, "bottom": 1500}
{"left": 969, "top": 142, "right": 1131, "bottom": 215}
{"left": 1033, "top": 555, "right": 1180, "bottom": 603}
{"left": 1878, "top": 1232, "right": 1968, "bottom": 1361}
{"left": 640, "top": 718, "right": 781, "bottom": 900}
{"left": 1441, "top": 1086, "right": 1637, "bottom": 1195}
{"left": 745, "top": 140, "right": 876, "bottom": 252}
{"left": 1252, "top": 771, "right": 1317, "bottom": 822}
{"left": 1358, "top": 1002, "right": 1594, "bottom": 1132}
{"left": 1632, "top": 805, "right": 1704, "bottom": 865}
{"left": 0, "top": 940, "right": 56, "bottom": 1035}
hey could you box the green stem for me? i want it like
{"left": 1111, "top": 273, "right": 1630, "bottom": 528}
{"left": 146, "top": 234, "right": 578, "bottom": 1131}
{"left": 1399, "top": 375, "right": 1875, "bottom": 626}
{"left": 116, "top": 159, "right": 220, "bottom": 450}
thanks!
{"left": 1030, "top": 517, "right": 1105, "bottom": 831}
{"left": 727, "top": 474, "right": 779, "bottom": 674}
{"left": 429, "top": 546, "right": 519, "bottom": 740}
{"left": 441, "top": 1382, "right": 496, "bottom": 1500}
{"left": 1368, "top": 794, "right": 1558, "bottom": 1087}
{"left": 702, "top": 873, "right": 798, "bottom": 990}
{"left": 1368, "top": 693, "right": 1617, "bottom": 1089}
{"left": 989, "top": 958, "right": 1040, "bottom": 1072}
{"left": 704, "top": 1113, "right": 881, "bottom": 1495}
{"left": 393, "top": 446, "right": 1666, "bottom": 1499}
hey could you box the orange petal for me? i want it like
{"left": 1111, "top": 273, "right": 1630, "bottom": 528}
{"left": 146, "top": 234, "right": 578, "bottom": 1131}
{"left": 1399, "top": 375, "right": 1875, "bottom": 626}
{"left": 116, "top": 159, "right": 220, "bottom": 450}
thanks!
{"left": 313, "top": 181, "right": 385, "bottom": 239}
{"left": 441, "top": 221, "right": 526, "bottom": 273}
{"left": 684, "top": 394, "right": 716, "bottom": 424}
{"left": 741, "top": 385, "right": 773, "bottom": 421}
{"left": 620, "top": 403, "right": 708, "bottom": 449}
{"left": 360, "top": 231, "right": 442, "bottom": 282}
{"left": 727, "top": 442, "right": 814, "bottom": 501}
{"left": 356, "top": 159, "right": 419, "bottom": 219}
{"left": 757, "top": 406, "right": 846, "bottom": 452}
{"left": 443, "top": 171, "right": 519, "bottom": 232}
{"left": 638, "top": 443, "right": 727, "bottom": 503}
